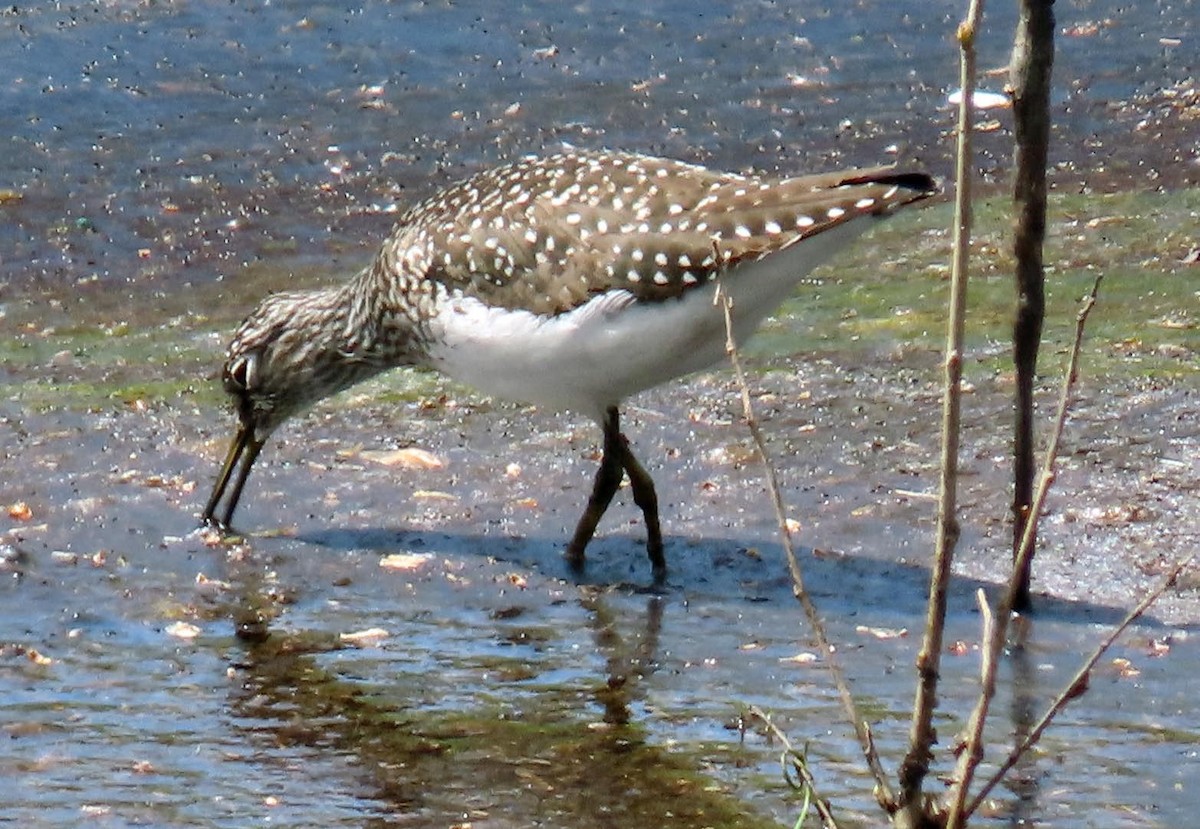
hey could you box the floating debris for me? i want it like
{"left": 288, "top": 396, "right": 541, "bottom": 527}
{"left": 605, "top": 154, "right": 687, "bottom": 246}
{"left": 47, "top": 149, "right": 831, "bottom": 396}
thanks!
{"left": 778, "top": 652, "right": 819, "bottom": 665}
{"left": 7, "top": 502, "right": 33, "bottom": 521}
{"left": 26, "top": 648, "right": 53, "bottom": 666}
{"left": 947, "top": 88, "right": 1011, "bottom": 110}
{"left": 165, "top": 621, "right": 202, "bottom": 640}
{"left": 379, "top": 552, "right": 433, "bottom": 571}
{"left": 856, "top": 625, "right": 908, "bottom": 640}
{"left": 340, "top": 627, "right": 390, "bottom": 647}
{"left": 358, "top": 447, "right": 446, "bottom": 469}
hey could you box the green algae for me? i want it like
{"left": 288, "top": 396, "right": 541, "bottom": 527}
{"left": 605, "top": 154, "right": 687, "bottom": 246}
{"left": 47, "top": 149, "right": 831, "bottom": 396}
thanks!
{"left": 762, "top": 188, "right": 1199, "bottom": 385}
{"left": 228, "top": 623, "right": 781, "bottom": 829}
{"left": 3, "top": 188, "right": 1195, "bottom": 413}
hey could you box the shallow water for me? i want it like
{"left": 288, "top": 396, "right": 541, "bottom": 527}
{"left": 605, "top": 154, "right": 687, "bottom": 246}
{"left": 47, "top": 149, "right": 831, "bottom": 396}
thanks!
{"left": 3, "top": 1, "right": 1200, "bottom": 827}
{"left": 1, "top": 0, "right": 1196, "bottom": 299}
{"left": 4, "top": 354, "right": 1199, "bottom": 826}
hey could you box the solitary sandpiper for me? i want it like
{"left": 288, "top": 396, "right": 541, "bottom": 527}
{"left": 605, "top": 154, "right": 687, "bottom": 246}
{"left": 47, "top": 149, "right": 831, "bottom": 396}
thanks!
{"left": 202, "top": 149, "right": 935, "bottom": 581}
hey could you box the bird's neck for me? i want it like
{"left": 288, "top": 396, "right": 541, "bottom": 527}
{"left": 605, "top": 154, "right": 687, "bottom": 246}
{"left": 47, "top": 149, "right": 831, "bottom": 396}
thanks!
{"left": 277, "top": 256, "right": 429, "bottom": 412}
{"left": 334, "top": 257, "right": 427, "bottom": 368}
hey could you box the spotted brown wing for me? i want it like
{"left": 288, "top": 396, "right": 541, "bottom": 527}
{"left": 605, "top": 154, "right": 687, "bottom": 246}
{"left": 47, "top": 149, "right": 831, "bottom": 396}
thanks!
{"left": 382, "top": 151, "right": 935, "bottom": 316}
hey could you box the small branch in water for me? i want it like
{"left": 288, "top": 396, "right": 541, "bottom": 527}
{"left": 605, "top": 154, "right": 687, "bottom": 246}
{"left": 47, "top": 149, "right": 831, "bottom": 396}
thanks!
{"left": 965, "top": 553, "right": 1195, "bottom": 817}
{"left": 715, "top": 284, "right": 895, "bottom": 812}
{"left": 1010, "top": 0, "right": 1056, "bottom": 611}
{"left": 747, "top": 705, "right": 841, "bottom": 829}
{"left": 944, "top": 275, "right": 1102, "bottom": 828}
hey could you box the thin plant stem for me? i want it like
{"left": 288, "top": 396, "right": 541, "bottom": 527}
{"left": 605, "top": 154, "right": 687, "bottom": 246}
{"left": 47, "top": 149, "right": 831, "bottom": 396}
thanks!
{"left": 964, "top": 553, "right": 1195, "bottom": 816}
{"left": 716, "top": 285, "right": 895, "bottom": 811}
{"left": 896, "top": 1, "right": 984, "bottom": 822}
{"left": 748, "top": 705, "right": 841, "bottom": 829}
{"left": 944, "top": 275, "right": 1102, "bottom": 828}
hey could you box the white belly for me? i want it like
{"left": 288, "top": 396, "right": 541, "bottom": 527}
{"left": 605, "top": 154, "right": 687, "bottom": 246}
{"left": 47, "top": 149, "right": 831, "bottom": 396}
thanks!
{"left": 424, "top": 220, "right": 872, "bottom": 420}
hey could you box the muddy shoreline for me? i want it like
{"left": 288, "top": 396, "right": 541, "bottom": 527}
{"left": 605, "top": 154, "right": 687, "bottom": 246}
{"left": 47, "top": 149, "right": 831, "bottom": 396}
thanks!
{"left": 3, "top": 2, "right": 1198, "bottom": 824}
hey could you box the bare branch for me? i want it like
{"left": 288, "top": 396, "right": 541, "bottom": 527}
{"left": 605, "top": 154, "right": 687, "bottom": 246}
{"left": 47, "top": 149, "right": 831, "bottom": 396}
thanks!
{"left": 1010, "top": 275, "right": 1101, "bottom": 586}
{"left": 965, "top": 553, "right": 1195, "bottom": 815}
{"left": 944, "top": 275, "right": 1102, "bottom": 828}
{"left": 896, "top": 0, "right": 985, "bottom": 821}
{"left": 1010, "top": 0, "right": 1056, "bottom": 611}
{"left": 716, "top": 285, "right": 895, "bottom": 811}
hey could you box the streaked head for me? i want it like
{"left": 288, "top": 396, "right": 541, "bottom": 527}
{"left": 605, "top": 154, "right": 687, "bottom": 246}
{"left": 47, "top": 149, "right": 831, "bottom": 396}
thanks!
{"left": 201, "top": 288, "right": 371, "bottom": 529}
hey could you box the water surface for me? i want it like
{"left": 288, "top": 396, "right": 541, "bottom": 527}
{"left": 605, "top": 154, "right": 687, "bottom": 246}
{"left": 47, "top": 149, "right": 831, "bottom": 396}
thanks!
{"left": 3, "top": 2, "right": 1199, "bottom": 827}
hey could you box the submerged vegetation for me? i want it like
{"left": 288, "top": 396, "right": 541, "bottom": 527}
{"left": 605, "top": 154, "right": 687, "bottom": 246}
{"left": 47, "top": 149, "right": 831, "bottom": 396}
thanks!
{"left": 765, "top": 189, "right": 1199, "bottom": 383}
{"left": 3, "top": 189, "right": 1196, "bottom": 413}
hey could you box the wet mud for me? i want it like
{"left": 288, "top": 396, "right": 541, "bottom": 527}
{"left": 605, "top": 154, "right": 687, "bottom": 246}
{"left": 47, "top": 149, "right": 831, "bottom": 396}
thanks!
{"left": 3, "top": 1, "right": 1199, "bottom": 825}
{"left": 5, "top": 196, "right": 1199, "bottom": 826}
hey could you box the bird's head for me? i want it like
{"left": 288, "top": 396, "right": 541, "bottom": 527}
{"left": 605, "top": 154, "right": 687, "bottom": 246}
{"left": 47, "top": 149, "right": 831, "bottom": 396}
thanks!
{"left": 222, "top": 290, "right": 347, "bottom": 439}
{"left": 201, "top": 288, "right": 374, "bottom": 529}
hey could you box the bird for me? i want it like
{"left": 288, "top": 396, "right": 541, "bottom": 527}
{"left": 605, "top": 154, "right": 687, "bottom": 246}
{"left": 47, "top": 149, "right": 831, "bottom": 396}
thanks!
{"left": 201, "top": 149, "right": 935, "bottom": 582}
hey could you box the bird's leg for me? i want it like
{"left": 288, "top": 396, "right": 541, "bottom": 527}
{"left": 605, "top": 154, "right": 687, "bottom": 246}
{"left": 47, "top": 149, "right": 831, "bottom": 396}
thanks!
{"left": 565, "top": 406, "right": 625, "bottom": 571}
{"left": 565, "top": 406, "right": 666, "bottom": 583}
{"left": 617, "top": 433, "right": 665, "bottom": 583}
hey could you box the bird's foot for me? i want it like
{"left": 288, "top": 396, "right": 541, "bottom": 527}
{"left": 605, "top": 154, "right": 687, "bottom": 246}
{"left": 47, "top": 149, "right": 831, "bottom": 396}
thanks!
{"left": 564, "top": 542, "right": 588, "bottom": 575}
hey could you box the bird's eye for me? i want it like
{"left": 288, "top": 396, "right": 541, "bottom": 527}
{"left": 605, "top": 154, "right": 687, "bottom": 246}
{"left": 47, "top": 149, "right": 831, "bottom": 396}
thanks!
{"left": 224, "top": 353, "right": 258, "bottom": 393}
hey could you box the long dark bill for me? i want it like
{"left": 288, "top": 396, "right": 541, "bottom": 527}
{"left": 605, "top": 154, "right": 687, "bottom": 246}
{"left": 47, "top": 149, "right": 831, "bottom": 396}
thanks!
{"left": 201, "top": 422, "right": 266, "bottom": 529}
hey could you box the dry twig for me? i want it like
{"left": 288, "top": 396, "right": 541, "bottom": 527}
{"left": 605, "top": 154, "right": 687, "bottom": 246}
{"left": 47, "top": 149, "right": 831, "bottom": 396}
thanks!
{"left": 715, "top": 285, "right": 894, "bottom": 812}
{"left": 965, "top": 553, "right": 1195, "bottom": 816}
{"left": 944, "top": 276, "right": 1102, "bottom": 828}
{"left": 896, "top": 1, "right": 985, "bottom": 822}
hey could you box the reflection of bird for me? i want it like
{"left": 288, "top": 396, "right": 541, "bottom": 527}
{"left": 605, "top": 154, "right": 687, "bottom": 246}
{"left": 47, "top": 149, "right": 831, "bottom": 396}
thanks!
{"left": 202, "top": 149, "right": 935, "bottom": 582}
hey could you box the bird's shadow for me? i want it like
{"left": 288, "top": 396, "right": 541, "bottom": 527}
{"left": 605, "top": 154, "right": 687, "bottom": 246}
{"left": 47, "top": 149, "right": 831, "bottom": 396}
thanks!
{"left": 297, "top": 525, "right": 1186, "bottom": 631}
